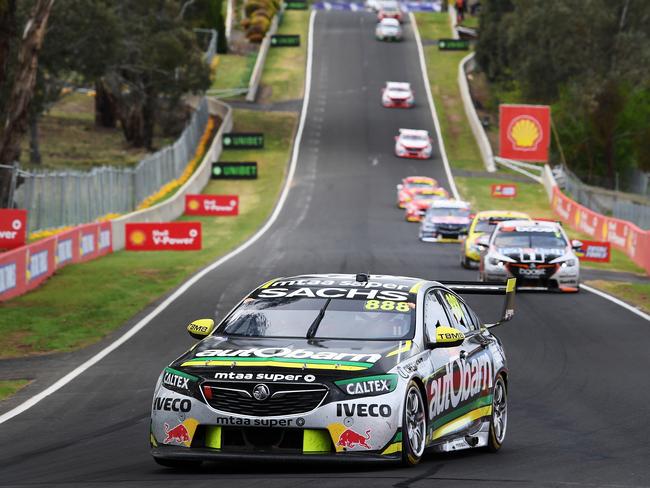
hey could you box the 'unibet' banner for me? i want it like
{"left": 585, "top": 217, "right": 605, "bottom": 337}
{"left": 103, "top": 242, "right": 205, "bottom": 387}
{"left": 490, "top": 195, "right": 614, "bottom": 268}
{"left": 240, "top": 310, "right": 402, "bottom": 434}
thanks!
{"left": 499, "top": 104, "right": 551, "bottom": 162}
{"left": 126, "top": 222, "right": 202, "bottom": 251}
{"left": 222, "top": 133, "right": 264, "bottom": 149}
{"left": 211, "top": 162, "right": 258, "bottom": 179}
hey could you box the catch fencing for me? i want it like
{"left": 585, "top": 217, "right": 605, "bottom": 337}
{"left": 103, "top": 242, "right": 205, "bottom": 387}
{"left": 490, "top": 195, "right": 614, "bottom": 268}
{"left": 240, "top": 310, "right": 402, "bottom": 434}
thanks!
{"left": 559, "top": 166, "right": 650, "bottom": 230}
{"left": 14, "top": 99, "right": 210, "bottom": 234}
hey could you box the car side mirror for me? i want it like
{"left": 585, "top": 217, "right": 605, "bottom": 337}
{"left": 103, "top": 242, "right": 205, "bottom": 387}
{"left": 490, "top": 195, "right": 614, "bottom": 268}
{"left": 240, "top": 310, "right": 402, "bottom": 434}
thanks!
{"left": 428, "top": 325, "right": 465, "bottom": 348}
{"left": 571, "top": 239, "right": 583, "bottom": 250}
{"left": 187, "top": 318, "right": 215, "bottom": 340}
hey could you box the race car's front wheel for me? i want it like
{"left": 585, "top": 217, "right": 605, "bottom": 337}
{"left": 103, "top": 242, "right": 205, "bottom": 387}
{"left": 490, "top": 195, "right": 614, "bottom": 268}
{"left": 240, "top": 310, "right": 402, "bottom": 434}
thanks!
{"left": 487, "top": 375, "right": 507, "bottom": 452}
{"left": 402, "top": 381, "right": 426, "bottom": 466}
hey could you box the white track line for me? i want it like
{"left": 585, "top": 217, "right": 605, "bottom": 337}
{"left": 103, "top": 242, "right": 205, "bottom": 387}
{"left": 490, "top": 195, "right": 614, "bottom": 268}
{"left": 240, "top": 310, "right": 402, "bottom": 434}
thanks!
{"left": 0, "top": 10, "right": 318, "bottom": 426}
{"left": 580, "top": 283, "right": 650, "bottom": 321}
{"left": 410, "top": 11, "right": 460, "bottom": 200}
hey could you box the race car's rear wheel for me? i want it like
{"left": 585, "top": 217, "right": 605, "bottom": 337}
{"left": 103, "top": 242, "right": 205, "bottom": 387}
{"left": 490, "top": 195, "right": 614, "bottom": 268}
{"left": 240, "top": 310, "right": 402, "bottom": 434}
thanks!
{"left": 402, "top": 381, "right": 426, "bottom": 466}
{"left": 487, "top": 375, "right": 507, "bottom": 452}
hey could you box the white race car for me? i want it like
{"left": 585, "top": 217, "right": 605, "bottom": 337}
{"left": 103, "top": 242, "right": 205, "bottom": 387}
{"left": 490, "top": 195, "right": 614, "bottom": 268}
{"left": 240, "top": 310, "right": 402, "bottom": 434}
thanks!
{"left": 394, "top": 129, "right": 432, "bottom": 159}
{"left": 375, "top": 18, "right": 402, "bottom": 42}
{"left": 382, "top": 82, "right": 414, "bottom": 108}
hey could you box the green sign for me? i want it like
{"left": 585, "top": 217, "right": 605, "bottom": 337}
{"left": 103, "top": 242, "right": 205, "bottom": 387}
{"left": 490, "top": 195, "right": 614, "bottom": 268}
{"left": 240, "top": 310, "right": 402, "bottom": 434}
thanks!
{"left": 285, "top": 0, "right": 307, "bottom": 9}
{"left": 271, "top": 35, "right": 301, "bottom": 47}
{"left": 438, "top": 39, "right": 469, "bottom": 51}
{"left": 211, "top": 162, "right": 258, "bottom": 180}
{"left": 222, "top": 132, "right": 264, "bottom": 149}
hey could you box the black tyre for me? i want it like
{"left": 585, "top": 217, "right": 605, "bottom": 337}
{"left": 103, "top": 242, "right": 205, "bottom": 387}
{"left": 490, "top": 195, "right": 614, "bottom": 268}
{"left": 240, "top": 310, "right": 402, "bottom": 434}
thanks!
{"left": 401, "top": 381, "right": 426, "bottom": 466}
{"left": 487, "top": 375, "right": 507, "bottom": 452}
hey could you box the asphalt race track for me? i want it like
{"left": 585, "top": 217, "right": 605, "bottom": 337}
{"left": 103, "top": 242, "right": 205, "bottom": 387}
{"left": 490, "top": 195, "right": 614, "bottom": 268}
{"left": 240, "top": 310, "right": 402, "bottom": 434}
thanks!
{"left": 1, "top": 11, "right": 649, "bottom": 488}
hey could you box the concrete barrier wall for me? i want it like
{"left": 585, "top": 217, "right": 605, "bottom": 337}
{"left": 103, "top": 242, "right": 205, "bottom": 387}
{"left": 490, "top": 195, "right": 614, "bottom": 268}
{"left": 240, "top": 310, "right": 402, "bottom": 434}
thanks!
{"left": 458, "top": 53, "right": 496, "bottom": 172}
{"left": 111, "top": 97, "right": 233, "bottom": 250}
{"left": 245, "top": 13, "right": 281, "bottom": 103}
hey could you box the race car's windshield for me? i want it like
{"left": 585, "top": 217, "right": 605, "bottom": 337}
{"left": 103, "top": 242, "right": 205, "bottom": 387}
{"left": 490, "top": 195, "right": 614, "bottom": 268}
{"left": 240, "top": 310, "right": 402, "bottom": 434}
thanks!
{"left": 218, "top": 297, "right": 414, "bottom": 340}
{"left": 413, "top": 193, "right": 437, "bottom": 200}
{"left": 389, "top": 87, "right": 410, "bottom": 93}
{"left": 406, "top": 182, "right": 432, "bottom": 189}
{"left": 475, "top": 218, "right": 514, "bottom": 232}
{"left": 401, "top": 134, "right": 427, "bottom": 142}
{"left": 494, "top": 230, "right": 567, "bottom": 249}
{"left": 426, "top": 207, "right": 470, "bottom": 218}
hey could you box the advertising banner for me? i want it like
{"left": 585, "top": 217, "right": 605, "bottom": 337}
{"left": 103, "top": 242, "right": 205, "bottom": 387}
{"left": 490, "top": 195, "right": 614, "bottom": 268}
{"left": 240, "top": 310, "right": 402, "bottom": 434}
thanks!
{"left": 551, "top": 187, "right": 650, "bottom": 274}
{"left": 575, "top": 241, "right": 611, "bottom": 263}
{"left": 499, "top": 104, "right": 551, "bottom": 162}
{"left": 0, "top": 246, "right": 27, "bottom": 301}
{"left": 26, "top": 237, "right": 57, "bottom": 290}
{"left": 222, "top": 133, "right": 264, "bottom": 149}
{"left": 185, "top": 195, "right": 239, "bottom": 216}
{"left": 125, "top": 222, "right": 202, "bottom": 251}
{"left": 491, "top": 184, "right": 517, "bottom": 198}
{"left": 211, "top": 162, "right": 258, "bottom": 179}
{"left": 0, "top": 209, "right": 27, "bottom": 250}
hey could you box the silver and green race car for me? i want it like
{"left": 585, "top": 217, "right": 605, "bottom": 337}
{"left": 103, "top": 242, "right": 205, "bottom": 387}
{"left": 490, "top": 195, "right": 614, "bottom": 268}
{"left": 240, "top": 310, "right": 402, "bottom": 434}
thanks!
{"left": 150, "top": 273, "right": 516, "bottom": 468}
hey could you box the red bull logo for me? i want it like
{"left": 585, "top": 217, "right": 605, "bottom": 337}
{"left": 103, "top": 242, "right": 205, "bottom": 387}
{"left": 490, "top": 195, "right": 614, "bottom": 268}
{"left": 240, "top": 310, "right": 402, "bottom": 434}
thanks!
{"left": 337, "top": 428, "right": 371, "bottom": 449}
{"left": 164, "top": 422, "right": 190, "bottom": 444}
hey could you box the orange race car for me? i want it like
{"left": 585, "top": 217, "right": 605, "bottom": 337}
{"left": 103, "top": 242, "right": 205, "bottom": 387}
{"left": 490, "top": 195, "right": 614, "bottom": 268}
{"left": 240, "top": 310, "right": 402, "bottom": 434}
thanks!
{"left": 395, "top": 176, "right": 438, "bottom": 208}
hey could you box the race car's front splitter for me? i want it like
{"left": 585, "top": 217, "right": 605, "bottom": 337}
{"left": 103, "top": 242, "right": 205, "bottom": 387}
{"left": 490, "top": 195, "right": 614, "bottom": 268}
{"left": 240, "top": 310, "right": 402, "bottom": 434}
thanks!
{"left": 152, "top": 445, "right": 402, "bottom": 464}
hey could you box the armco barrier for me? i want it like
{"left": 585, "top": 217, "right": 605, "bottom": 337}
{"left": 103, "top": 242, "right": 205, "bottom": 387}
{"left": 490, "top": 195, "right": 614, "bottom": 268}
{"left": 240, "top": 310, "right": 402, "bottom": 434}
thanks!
{"left": 551, "top": 186, "right": 650, "bottom": 274}
{"left": 0, "top": 221, "right": 112, "bottom": 301}
{"left": 245, "top": 12, "right": 281, "bottom": 103}
{"left": 110, "top": 97, "right": 233, "bottom": 251}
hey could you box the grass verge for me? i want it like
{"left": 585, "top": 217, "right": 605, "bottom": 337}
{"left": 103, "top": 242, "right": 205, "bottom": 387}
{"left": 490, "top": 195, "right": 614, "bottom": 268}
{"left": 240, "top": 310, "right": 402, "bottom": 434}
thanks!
{"left": 0, "top": 380, "right": 30, "bottom": 401}
{"left": 261, "top": 10, "right": 310, "bottom": 102}
{"left": 0, "top": 109, "right": 297, "bottom": 359}
{"left": 415, "top": 12, "right": 483, "bottom": 172}
{"left": 20, "top": 93, "right": 174, "bottom": 171}
{"left": 585, "top": 281, "right": 650, "bottom": 315}
{"left": 211, "top": 52, "right": 257, "bottom": 93}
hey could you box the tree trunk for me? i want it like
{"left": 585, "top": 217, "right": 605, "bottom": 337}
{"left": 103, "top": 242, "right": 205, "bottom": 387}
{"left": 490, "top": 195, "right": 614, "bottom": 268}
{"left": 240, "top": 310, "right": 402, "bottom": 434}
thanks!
{"left": 0, "top": 0, "right": 17, "bottom": 92}
{"left": 0, "top": 0, "right": 54, "bottom": 207}
{"left": 142, "top": 85, "right": 157, "bottom": 150}
{"left": 29, "top": 113, "right": 41, "bottom": 164}
{"left": 94, "top": 79, "right": 117, "bottom": 128}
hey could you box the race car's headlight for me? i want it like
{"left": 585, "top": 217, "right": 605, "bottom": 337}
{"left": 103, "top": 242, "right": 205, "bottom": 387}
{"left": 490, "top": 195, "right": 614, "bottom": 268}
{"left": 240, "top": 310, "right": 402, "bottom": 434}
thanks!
{"left": 335, "top": 374, "right": 398, "bottom": 397}
{"left": 561, "top": 259, "right": 577, "bottom": 267}
{"left": 422, "top": 224, "right": 436, "bottom": 231}
{"left": 488, "top": 257, "right": 504, "bottom": 267}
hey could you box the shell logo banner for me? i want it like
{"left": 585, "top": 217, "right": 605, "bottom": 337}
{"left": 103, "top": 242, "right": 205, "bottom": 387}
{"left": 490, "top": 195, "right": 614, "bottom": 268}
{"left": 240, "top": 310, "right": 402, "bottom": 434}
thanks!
{"left": 491, "top": 184, "right": 517, "bottom": 198}
{"left": 185, "top": 195, "right": 239, "bottom": 216}
{"left": 499, "top": 104, "right": 551, "bottom": 162}
{"left": 125, "top": 222, "right": 202, "bottom": 251}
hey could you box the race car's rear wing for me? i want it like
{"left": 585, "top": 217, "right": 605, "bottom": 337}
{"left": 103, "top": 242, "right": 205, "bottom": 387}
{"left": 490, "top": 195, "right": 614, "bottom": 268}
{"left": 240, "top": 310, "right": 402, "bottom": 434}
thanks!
{"left": 440, "top": 278, "right": 516, "bottom": 329}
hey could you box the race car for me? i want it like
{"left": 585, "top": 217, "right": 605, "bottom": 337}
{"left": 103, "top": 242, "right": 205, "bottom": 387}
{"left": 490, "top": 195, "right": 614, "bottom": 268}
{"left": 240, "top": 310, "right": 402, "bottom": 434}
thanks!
{"left": 382, "top": 82, "right": 414, "bottom": 108}
{"left": 478, "top": 220, "right": 581, "bottom": 291}
{"left": 377, "top": 1, "right": 402, "bottom": 21}
{"left": 375, "top": 18, "right": 402, "bottom": 42}
{"left": 396, "top": 176, "right": 438, "bottom": 208}
{"left": 150, "top": 273, "right": 516, "bottom": 468}
{"left": 460, "top": 210, "right": 531, "bottom": 269}
{"left": 419, "top": 200, "right": 472, "bottom": 242}
{"left": 395, "top": 129, "right": 433, "bottom": 159}
{"left": 404, "top": 187, "right": 449, "bottom": 222}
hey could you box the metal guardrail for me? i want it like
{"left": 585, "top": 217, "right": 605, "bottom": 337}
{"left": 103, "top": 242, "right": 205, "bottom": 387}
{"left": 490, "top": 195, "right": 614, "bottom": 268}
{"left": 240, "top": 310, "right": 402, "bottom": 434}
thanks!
{"left": 13, "top": 99, "right": 210, "bottom": 233}
{"left": 245, "top": 10, "right": 283, "bottom": 103}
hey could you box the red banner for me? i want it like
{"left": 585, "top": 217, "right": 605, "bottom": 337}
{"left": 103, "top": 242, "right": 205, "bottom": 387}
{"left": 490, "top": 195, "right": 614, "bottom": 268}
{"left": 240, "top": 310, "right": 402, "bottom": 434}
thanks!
{"left": 0, "top": 209, "right": 27, "bottom": 250}
{"left": 551, "top": 186, "right": 650, "bottom": 274}
{"left": 185, "top": 195, "right": 239, "bottom": 216}
{"left": 575, "top": 240, "right": 611, "bottom": 263}
{"left": 491, "top": 184, "right": 517, "bottom": 198}
{"left": 1, "top": 221, "right": 113, "bottom": 302}
{"left": 125, "top": 222, "right": 202, "bottom": 251}
{"left": 499, "top": 104, "right": 551, "bottom": 162}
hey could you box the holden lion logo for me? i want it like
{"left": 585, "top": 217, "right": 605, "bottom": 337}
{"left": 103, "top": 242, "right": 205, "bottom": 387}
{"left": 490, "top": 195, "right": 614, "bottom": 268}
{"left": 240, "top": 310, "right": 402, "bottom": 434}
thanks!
{"left": 507, "top": 115, "right": 542, "bottom": 151}
{"left": 129, "top": 230, "right": 146, "bottom": 246}
{"left": 253, "top": 384, "right": 270, "bottom": 401}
